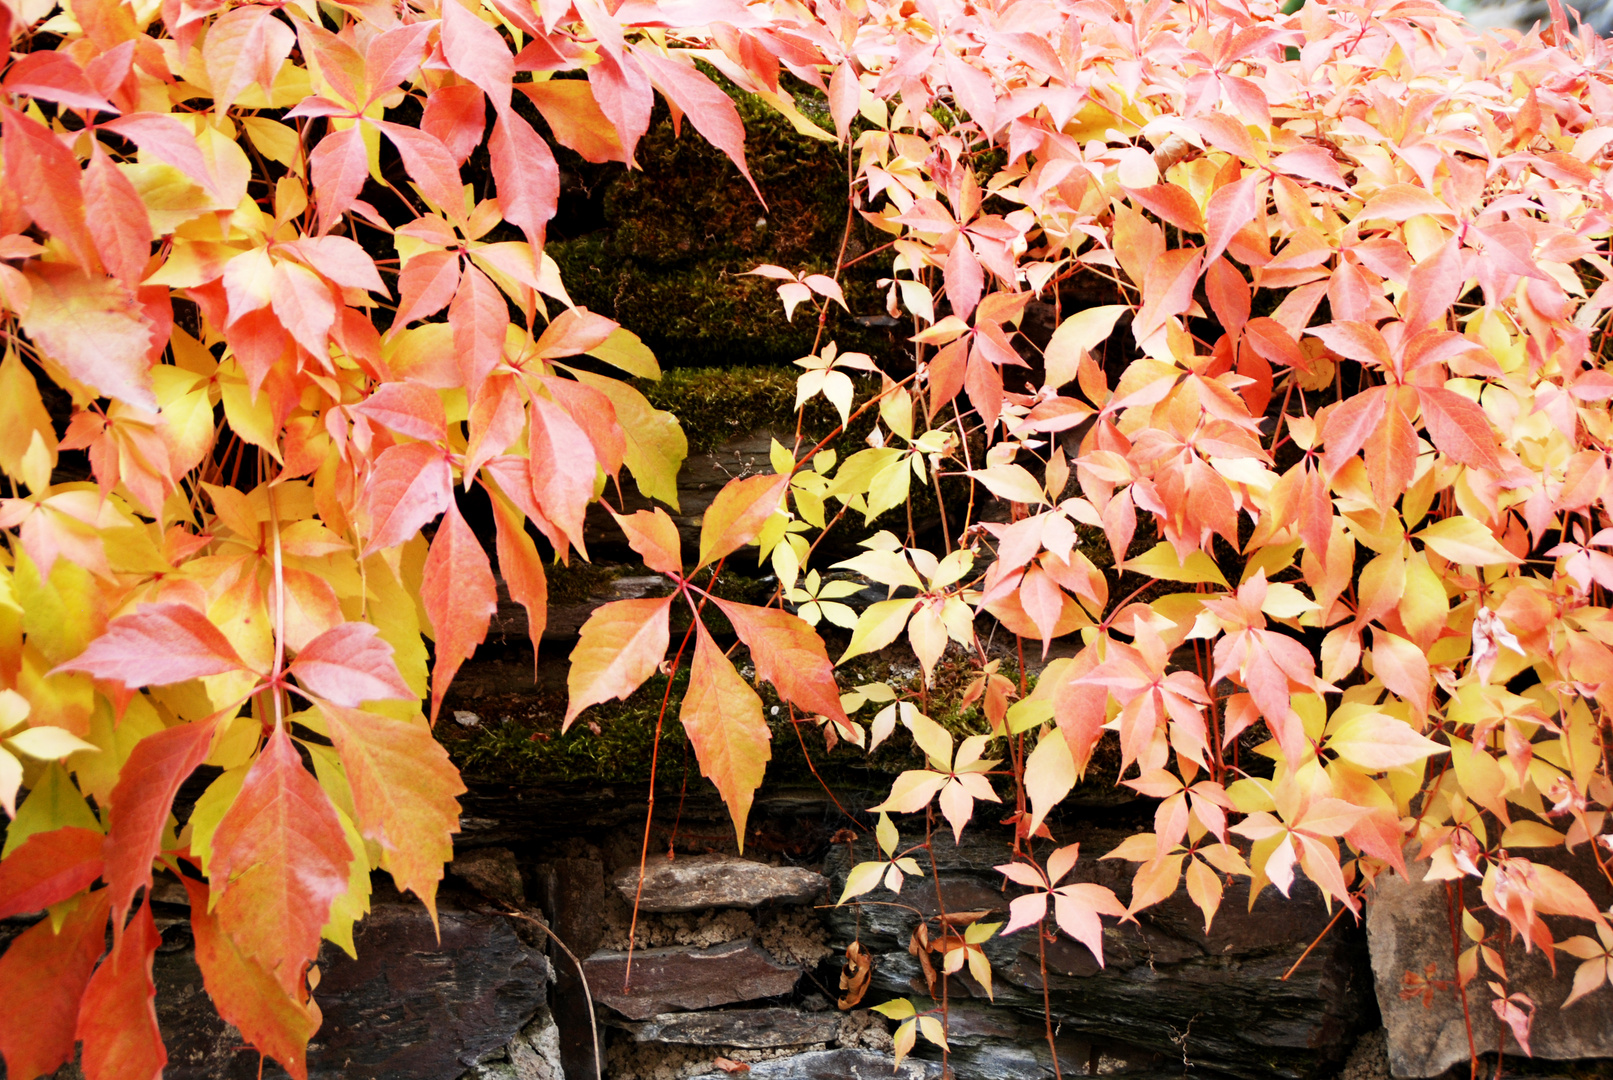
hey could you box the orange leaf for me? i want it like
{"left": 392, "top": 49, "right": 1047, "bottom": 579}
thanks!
{"left": 563, "top": 596, "right": 672, "bottom": 731}
{"left": 321, "top": 702, "right": 465, "bottom": 926}
{"left": 181, "top": 877, "right": 318, "bottom": 1080}
{"left": 210, "top": 726, "right": 354, "bottom": 994}
{"left": 56, "top": 601, "right": 247, "bottom": 687}
{"left": 1418, "top": 387, "right": 1500, "bottom": 471}
{"left": 612, "top": 507, "right": 683, "bottom": 577}
{"left": 1, "top": 105, "right": 98, "bottom": 272}
{"left": 697, "top": 472, "right": 788, "bottom": 569}
{"left": 681, "top": 622, "right": 772, "bottom": 851}
{"left": 288, "top": 622, "right": 414, "bottom": 708}
{"left": 77, "top": 899, "right": 166, "bottom": 1080}
{"left": 521, "top": 80, "right": 627, "bottom": 163}
{"left": 490, "top": 488, "right": 549, "bottom": 674}
{"left": 527, "top": 395, "right": 597, "bottom": 559}
{"left": 714, "top": 599, "right": 849, "bottom": 729}
{"left": 20, "top": 263, "right": 156, "bottom": 411}
{"left": 449, "top": 263, "right": 507, "bottom": 400}
{"left": 0, "top": 825, "right": 104, "bottom": 920}
{"left": 360, "top": 441, "right": 452, "bottom": 555}
{"left": 0, "top": 887, "right": 111, "bottom": 1080}
{"left": 421, "top": 500, "right": 497, "bottom": 725}
{"left": 103, "top": 719, "right": 217, "bottom": 927}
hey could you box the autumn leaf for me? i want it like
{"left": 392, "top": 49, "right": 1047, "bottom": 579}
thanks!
{"left": 182, "top": 876, "right": 319, "bottom": 1080}
{"left": 564, "top": 596, "right": 673, "bottom": 730}
{"left": 321, "top": 702, "right": 465, "bottom": 926}
{"left": 681, "top": 621, "right": 772, "bottom": 850}
{"left": 210, "top": 726, "right": 354, "bottom": 993}
{"left": 715, "top": 598, "right": 850, "bottom": 731}
{"left": 490, "top": 488, "right": 549, "bottom": 674}
{"left": 77, "top": 899, "right": 166, "bottom": 1080}
{"left": 697, "top": 473, "right": 790, "bottom": 569}
{"left": 0, "top": 887, "right": 111, "bottom": 1080}
{"left": 0, "top": 825, "right": 104, "bottom": 919}
{"left": 56, "top": 602, "right": 251, "bottom": 688}
{"left": 288, "top": 622, "right": 414, "bottom": 707}
{"left": 103, "top": 719, "right": 217, "bottom": 926}
{"left": 421, "top": 500, "right": 497, "bottom": 725}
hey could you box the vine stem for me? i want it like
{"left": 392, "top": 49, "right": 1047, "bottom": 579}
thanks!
{"left": 1037, "top": 915, "right": 1064, "bottom": 1080}
{"left": 1279, "top": 904, "right": 1346, "bottom": 981}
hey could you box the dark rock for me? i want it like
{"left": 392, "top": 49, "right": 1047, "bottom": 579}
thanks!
{"left": 541, "top": 856, "right": 607, "bottom": 1080}
{"left": 584, "top": 941, "right": 801, "bottom": 1020}
{"left": 143, "top": 891, "right": 550, "bottom": 1080}
{"left": 450, "top": 847, "right": 526, "bottom": 907}
{"left": 1367, "top": 857, "right": 1613, "bottom": 1077}
{"left": 613, "top": 854, "right": 827, "bottom": 912}
{"left": 615, "top": 1007, "right": 839, "bottom": 1048}
{"left": 682, "top": 1048, "right": 944, "bottom": 1079}
{"left": 824, "top": 824, "right": 1375, "bottom": 1080}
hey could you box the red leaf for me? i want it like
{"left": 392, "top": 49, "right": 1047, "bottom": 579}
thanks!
{"left": 393, "top": 249, "right": 462, "bottom": 327}
{"left": 465, "top": 372, "right": 527, "bottom": 481}
{"left": 527, "top": 395, "right": 597, "bottom": 558}
{"left": 1401, "top": 238, "right": 1465, "bottom": 333}
{"left": 271, "top": 259, "right": 337, "bottom": 358}
{"left": 103, "top": 719, "right": 217, "bottom": 927}
{"left": 1133, "top": 247, "right": 1202, "bottom": 342}
{"left": 422, "top": 84, "right": 487, "bottom": 165}
{"left": 100, "top": 113, "right": 216, "bottom": 197}
{"left": 0, "top": 826, "right": 104, "bottom": 920}
{"left": 449, "top": 263, "right": 508, "bottom": 399}
{"left": 288, "top": 622, "right": 414, "bottom": 707}
{"left": 564, "top": 596, "right": 673, "bottom": 730}
{"left": 353, "top": 381, "right": 447, "bottom": 443}
{"left": 1, "top": 105, "right": 97, "bottom": 272}
{"left": 542, "top": 375, "right": 623, "bottom": 476}
{"left": 3, "top": 52, "right": 115, "bottom": 111}
{"left": 0, "top": 888, "right": 111, "bottom": 1080}
{"left": 182, "top": 877, "right": 318, "bottom": 1080}
{"left": 440, "top": 0, "right": 515, "bottom": 110}
{"left": 360, "top": 441, "right": 452, "bottom": 554}
{"left": 374, "top": 120, "right": 468, "bottom": 218}
{"left": 82, "top": 145, "right": 152, "bottom": 290}
{"left": 421, "top": 500, "right": 497, "bottom": 725}
{"left": 944, "top": 234, "right": 984, "bottom": 322}
{"left": 1320, "top": 387, "right": 1387, "bottom": 477}
{"left": 1203, "top": 173, "right": 1261, "bottom": 269}
{"left": 586, "top": 49, "right": 653, "bottom": 163}
{"left": 1124, "top": 183, "right": 1203, "bottom": 233}
{"left": 203, "top": 4, "right": 294, "bottom": 112}
{"left": 681, "top": 621, "right": 771, "bottom": 850}
{"left": 77, "top": 899, "right": 166, "bottom": 1080}
{"left": 57, "top": 602, "right": 248, "bottom": 687}
{"left": 612, "top": 507, "right": 683, "bottom": 576}
{"left": 290, "top": 235, "right": 387, "bottom": 295}
{"left": 487, "top": 107, "right": 559, "bottom": 253}
{"left": 715, "top": 599, "right": 850, "bottom": 729}
{"left": 210, "top": 726, "right": 354, "bottom": 993}
{"left": 321, "top": 703, "right": 465, "bottom": 924}
{"left": 491, "top": 489, "right": 548, "bottom": 673}
{"left": 1418, "top": 386, "right": 1501, "bottom": 471}
{"left": 363, "top": 21, "right": 435, "bottom": 104}
{"left": 532, "top": 306, "right": 618, "bottom": 359}
{"left": 20, "top": 264, "right": 157, "bottom": 411}
{"left": 1363, "top": 398, "right": 1419, "bottom": 508}
{"left": 628, "top": 44, "right": 760, "bottom": 202}
{"left": 697, "top": 473, "right": 789, "bottom": 569}
{"left": 309, "top": 124, "right": 370, "bottom": 235}
{"left": 1205, "top": 256, "right": 1250, "bottom": 337}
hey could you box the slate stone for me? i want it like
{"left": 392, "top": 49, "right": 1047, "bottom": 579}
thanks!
{"left": 824, "top": 827, "right": 1375, "bottom": 1080}
{"left": 613, "top": 854, "right": 827, "bottom": 912}
{"left": 584, "top": 941, "right": 801, "bottom": 1020}
{"left": 138, "top": 891, "right": 551, "bottom": 1080}
{"left": 616, "top": 1007, "right": 840, "bottom": 1048}
{"left": 1367, "top": 857, "right": 1613, "bottom": 1077}
{"left": 683, "top": 1048, "right": 944, "bottom": 1079}
{"left": 450, "top": 847, "right": 526, "bottom": 907}
{"left": 541, "top": 856, "right": 607, "bottom": 1080}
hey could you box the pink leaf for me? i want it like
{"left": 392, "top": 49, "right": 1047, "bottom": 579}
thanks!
{"left": 288, "top": 623, "right": 414, "bottom": 706}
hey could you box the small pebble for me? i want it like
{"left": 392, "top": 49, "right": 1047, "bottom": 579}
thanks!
{"left": 454, "top": 710, "right": 481, "bottom": 728}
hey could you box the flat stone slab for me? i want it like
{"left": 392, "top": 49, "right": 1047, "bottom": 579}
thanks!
{"left": 685, "top": 1048, "right": 944, "bottom": 1079}
{"left": 584, "top": 941, "right": 801, "bottom": 1020}
{"left": 616, "top": 1007, "right": 839, "bottom": 1048}
{"left": 1368, "top": 858, "right": 1613, "bottom": 1077}
{"left": 613, "top": 855, "right": 827, "bottom": 912}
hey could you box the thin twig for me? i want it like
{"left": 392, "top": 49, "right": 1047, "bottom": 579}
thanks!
{"left": 1279, "top": 904, "right": 1348, "bottom": 981}
{"left": 498, "top": 906, "right": 603, "bottom": 1080}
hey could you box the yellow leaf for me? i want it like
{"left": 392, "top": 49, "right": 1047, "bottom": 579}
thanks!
{"left": 1122, "top": 542, "right": 1229, "bottom": 586}
{"left": 1415, "top": 517, "right": 1518, "bottom": 566}
{"left": 1044, "top": 305, "right": 1129, "bottom": 389}
{"left": 681, "top": 623, "right": 772, "bottom": 851}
